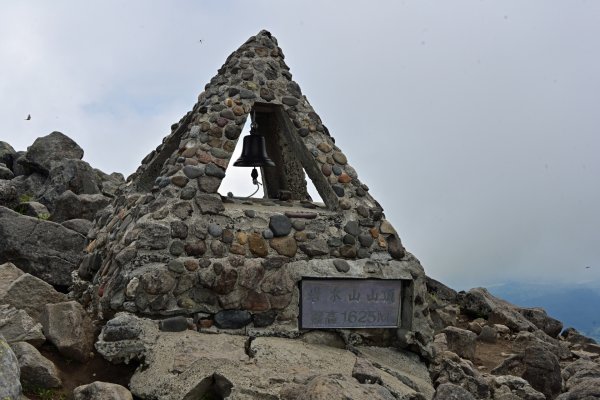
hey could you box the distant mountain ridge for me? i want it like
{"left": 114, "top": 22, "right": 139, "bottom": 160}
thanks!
{"left": 488, "top": 282, "right": 600, "bottom": 342}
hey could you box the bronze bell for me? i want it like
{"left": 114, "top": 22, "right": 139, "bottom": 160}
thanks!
{"left": 233, "top": 117, "right": 275, "bottom": 167}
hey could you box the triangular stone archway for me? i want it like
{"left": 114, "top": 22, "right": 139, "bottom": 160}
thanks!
{"left": 75, "top": 30, "right": 433, "bottom": 356}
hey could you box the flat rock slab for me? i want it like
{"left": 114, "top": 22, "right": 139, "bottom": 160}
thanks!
{"left": 99, "top": 313, "right": 432, "bottom": 400}
{"left": 357, "top": 346, "right": 434, "bottom": 400}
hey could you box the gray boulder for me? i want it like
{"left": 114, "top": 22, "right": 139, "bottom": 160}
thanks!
{"left": 94, "top": 170, "right": 125, "bottom": 197}
{"left": 433, "top": 383, "right": 476, "bottom": 400}
{"left": 10, "top": 341, "right": 61, "bottom": 388}
{"left": 0, "top": 206, "right": 86, "bottom": 286}
{"left": 561, "top": 358, "right": 600, "bottom": 391}
{"left": 560, "top": 327, "right": 597, "bottom": 345}
{"left": 11, "top": 151, "right": 31, "bottom": 176}
{"left": 442, "top": 326, "right": 477, "bottom": 360}
{"left": 61, "top": 218, "right": 93, "bottom": 236}
{"left": 280, "top": 374, "right": 396, "bottom": 400}
{"left": 490, "top": 375, "right": 545, "bottom": 400}
{"left": 0, "top": 179, "right": 18, "bottom": 209}
{"left": 51, "top": 190, "right": 110, "bottom": 222}
{"left": 0, "top": 163, "right": 14, "bottom": 180}
{"left": 519, "top": 307, "right": 563, "bottom": 337}
{"left": 458, "top": 288, "right": 537, "bottom": 332}
{"left": 22, "top": 131, "right": 83, "bottom": 174}
{"left": 10, "top": 173, "right": 47, "bottom": 201}
{"left": 17, "top": 201, "right": 50, "bottom": 218}
{"left": 0, "top": 305, "right": 45, "bottom": 347}
{"left": 0, "top": 334, "right": 22, "bottom": 400}
{"left": 0, "top": 262, "right": 24, "bottom": 296}
{"left": 42, "top": 301, "right": 95, "bottom": 362}
{"left": 430, "top": 351, "right": 490, "bottom": 399}
{"left": 37, "top": 159, "right": 102, "bottom": 208}
{"left": 73, "top": 381, "right": 132, "bottom": 400}
{"left": 0, "top": 141, "right": 16, "bottom": 168}
{"left": 491, "top": 343, "right": 562, "bottom": 399}
{"left": 0, "top": 271, "right": 67, "bottom": 323}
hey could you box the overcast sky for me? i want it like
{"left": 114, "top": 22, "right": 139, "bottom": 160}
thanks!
{"left": 1, "top": 1, "right": 598, "bottom": 290}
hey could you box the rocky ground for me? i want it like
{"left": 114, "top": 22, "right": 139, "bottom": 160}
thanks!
{"left": 1, "top": 132, "right": 599, "bottom": 400}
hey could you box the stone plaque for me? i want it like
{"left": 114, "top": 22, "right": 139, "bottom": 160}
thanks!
{"left": 300, "top": 279, "right": 402, "bottom": 329}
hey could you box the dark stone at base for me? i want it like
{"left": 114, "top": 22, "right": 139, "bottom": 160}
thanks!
{"left": 214, "top": 310, "right": 252, "bottom": 329}
{"left": 333, "top": 259, "right": 350, "bottom": 273}
{"left": 253, "top": 310, "right": 277, "bottom": 327}
{"left": 159, "top": 316, "right": 189, "bottom": 332}
{"left": 269, "top": 214, "right": 292, "bottom": 237}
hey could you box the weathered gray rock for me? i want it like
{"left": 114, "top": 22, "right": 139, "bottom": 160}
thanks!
{"left": 0, "top": 262, "right": 24, "bottom": 297}
{"left": 10, "top": 341, "right": 61, "bottom": 388}
{"left": 97, "top": 313, "right": 432, "bottom": 400}
{"left": 51, "top": 190, "right": 110, "bottom": 222}
{"left": 491, "top": 343, "right": 562, "bottom": 399}
{"left": 18, "top": 201, "right": 49, "bottom": 218}
{"left": 556, "top": 379, "right": 600, "bottom": 400}
{"left": 561, "top": 358, "right": 600, "bottom": 391}
{"left": 0, "top": 141, "right": 16, "bottom": 168}
{"left": 442, "top": 326, "right": 477, "bottom": 360}
{"left": 73, "top": 381, "right": 133, "bottom": 400}
{"left": 0, "top": 305, "right": 45, "bottom": 347}
{"left": 0, "top": 164, "right": 14, "bottom": 180}
{"left": 356, "top": 346, "right": 435, "bottom": 399}
{"left": 519, "top": 307, "right": 563, "bottom": 338}
{"left": 560, "top": 327, "right": 597, "bottom": 345}
{"left": 0, "top": 272, "right": 67, "bottom": 323}
{"left": 458, "top": 288, "right": 537, "bottom": 332}
{"left": 0, "top": 179, "right": 18, "bottom": 209}
{"left": 61, "top": 218, "right": 93, "bottom": 236}
{"left": 433, "top": 383, "right": 476, "bottom": 400}
{"left": 42, "top": 301, "right": 95, "bottom": 362}
{"left": 0, "top": 334, "right": 22, "bottom": 400}
{"left": 490, "top": 375, "right": 545, "bottom": 400}
{"left": 352, "top": 357, "right": 382, "bottom": 384}
{"left": 280, "top": 374, "right": 396, "bottom": 400}
{"left": 37, "top": 159, "right": 102, "bottom": 209}
{"left": 94, "top": 169, "right": 125, "bottom": 197}
{"left": 430, "top": 351, "right": 490, "bottom": 399}
{"left": 23, "top": 131, "right": 84, "bottom": 174}
{"left": 0, "top": 206, "right": 86, "bottom": 286}
{"left": 426, "top": 276, "right": 458, "bottom": 304}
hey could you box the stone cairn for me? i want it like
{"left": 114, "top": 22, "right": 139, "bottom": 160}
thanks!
{"left": 74, "top": 30, "right": 433, "bottom": 356}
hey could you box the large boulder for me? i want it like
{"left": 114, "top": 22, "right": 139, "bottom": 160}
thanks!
{"left": 51, "top": 190, "right": 110, "bottom": 222}
{"left": 491, "top": 343, "right": 562, "bottom": 399}
{"left": 489, "top": 375, "right": 545, "bottom": 400}
{"left": 0, "top": 305, "right": 45, "bottom": 347}
{"left": 0, "top": 141, "right": 16, "bottom": 168}
{"left": 0, "top": 262, "right": 24, "bottom": 296}
{"left": 279, "top": 374, "right": 397, "bottom": 400}
{"left": 0, "top": 334, "right": 22, "bottom": 400}
{"left": 458, "top": 288, "right": 537, "bottom": 332}
{"left": 96, "top": 313, "right": 434, "bottom": 400}
{"left": 0, "top": 206, "right": 86, "bottom": 286}
{"left": 429, "top": 351, "right": 490, "bottom": 399}
{"left": 0, "top": 270, "right": 67, "bottom": 323}
{"left": 519, "top": 307, "right": 563, "bottom": 338}
{"left": 22, "top": 131, "right": 84, "bottom": 174}
{"left": 433, "top": 383, "right": 476, "bottom": 400}
{"left": 10, "top": 341, "right": 61, "bottom": 388}
{"left": 42, "top": 301, "right": 96, "bottom": 362}
{"left": 0, "top": 179, "right": 18, "bottom": 209}
{"left": 442, "top": 326, "right": 477, "bottom": 360}
{"left": 557, "top": 359, "right": 600, "bottom": 400}
{"left": 73, "top": 381, "right": 132, "bottom": 400}
{"left": 0, "top": 163, "right": 13, "bottom": 180}
{"left": 37, "top": 159, "right": 102, "bottom": 209}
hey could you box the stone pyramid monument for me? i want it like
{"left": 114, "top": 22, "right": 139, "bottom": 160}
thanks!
{"left": 75, "top": 30, "right": 433, "bottom": 356}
